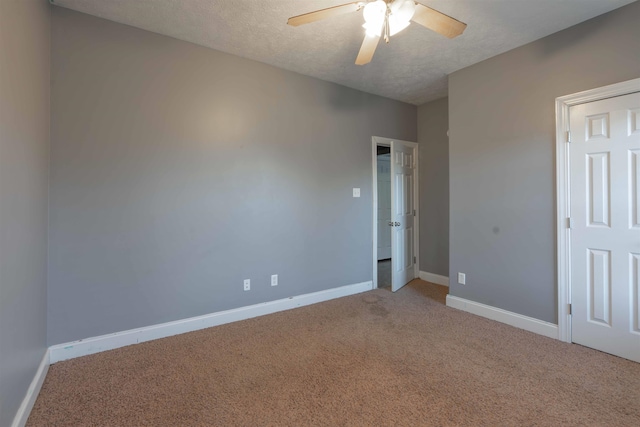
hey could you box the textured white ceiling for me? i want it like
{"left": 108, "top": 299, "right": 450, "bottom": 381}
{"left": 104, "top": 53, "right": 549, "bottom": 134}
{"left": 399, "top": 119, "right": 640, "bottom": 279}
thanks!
{"left": 50, "top": 0, "right": 636, "bottom": 105}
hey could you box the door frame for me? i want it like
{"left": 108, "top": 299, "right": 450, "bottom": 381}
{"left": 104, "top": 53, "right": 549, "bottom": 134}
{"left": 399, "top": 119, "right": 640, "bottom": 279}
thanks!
{"left": 555, "top": 77, "right": 640, "bottom": 343}
{"left": 371, "top": 136, "right": 420, "bottom": 289}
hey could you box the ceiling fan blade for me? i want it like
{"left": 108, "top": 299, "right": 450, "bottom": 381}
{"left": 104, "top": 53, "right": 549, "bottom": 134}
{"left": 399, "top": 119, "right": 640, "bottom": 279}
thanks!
{"left": 287, "top": 2, "right": 361, "bottom": 27}
{"left": 412, "top": 3, "right": 467, "bottom": 39}
{"left": 355, "top": 33, "right": 380, "bottom": 65}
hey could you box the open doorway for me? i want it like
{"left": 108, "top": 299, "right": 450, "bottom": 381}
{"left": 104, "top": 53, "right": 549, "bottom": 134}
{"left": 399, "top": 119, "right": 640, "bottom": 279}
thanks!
{"left": 376, "top": 146, "right": 392, "bottom": 288}
{"left": 372, "top": 136, "right": 419, "bottom": 292}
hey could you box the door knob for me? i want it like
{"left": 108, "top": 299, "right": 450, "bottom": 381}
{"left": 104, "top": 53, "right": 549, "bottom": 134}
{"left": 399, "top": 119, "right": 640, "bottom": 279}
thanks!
{"left": 394, "top": 222, "right": 400, "bottom": 226}
{"left": 388, "top": 221, "right": 394, "bottom": 226}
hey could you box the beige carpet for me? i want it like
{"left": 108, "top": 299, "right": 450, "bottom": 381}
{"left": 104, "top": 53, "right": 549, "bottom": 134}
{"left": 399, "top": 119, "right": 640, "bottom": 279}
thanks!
{"left": 29, "top": 280, "right": 640, "bottom": 426}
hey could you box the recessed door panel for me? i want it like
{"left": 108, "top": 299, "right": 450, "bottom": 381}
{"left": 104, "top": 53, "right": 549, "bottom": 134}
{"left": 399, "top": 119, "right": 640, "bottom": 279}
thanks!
{"left": 394, "top": 173, "right": 403, "bottom": 216}
{"left": 588, "top": 249, "right": 611, "bottom": 326}
{"left": 405, "top": 227, "right": 413, "bottom": 269}
{"left": 395, "top": 152, "right": 403, "bottom": 165}
{"left": 629, "top": 108, "right": 640, "bottom": 136}
{"left": 404, "top": 174, "right": 412, "bottom": 215}
{"left": 586, "top": 113, "right": 609, "bottom": 141}
{"left": 632, "top": 254, "right": 640, "bottom": 334}
{"left": 631, "top": 150, "right": 640, "bottom": 229}
{"left": 394, "top": 227, "right": 405, "bottom": 269}
{"left": 587, "top": 152, "right": 610, "bottom": 227}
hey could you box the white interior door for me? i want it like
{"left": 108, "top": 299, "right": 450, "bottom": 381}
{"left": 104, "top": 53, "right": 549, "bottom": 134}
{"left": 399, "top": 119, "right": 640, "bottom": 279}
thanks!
{"left": 569, "top": 91, "right": 640, "bottom": 362}
{"left": 391, "top": 141, "right": 416, "bottom": 292}
{"left": 377, "top": 154, "right": 392, "bottom": 260}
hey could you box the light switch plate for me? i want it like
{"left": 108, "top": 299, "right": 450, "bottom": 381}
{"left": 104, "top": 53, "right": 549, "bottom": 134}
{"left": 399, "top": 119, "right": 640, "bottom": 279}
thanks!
{"left": 457, "top": 273, "right": 466, "bottom": 285}
{"left": 353, "top": 188, "right": 361, "bottom": 198}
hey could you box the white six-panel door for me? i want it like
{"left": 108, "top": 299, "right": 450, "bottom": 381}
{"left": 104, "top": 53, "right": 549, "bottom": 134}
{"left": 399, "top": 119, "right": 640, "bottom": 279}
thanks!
{"left": 569, "top": 92, "right": 640, "bottom": 362}
{"left": 391, "top": 141, "right": 416, "bottom": 292}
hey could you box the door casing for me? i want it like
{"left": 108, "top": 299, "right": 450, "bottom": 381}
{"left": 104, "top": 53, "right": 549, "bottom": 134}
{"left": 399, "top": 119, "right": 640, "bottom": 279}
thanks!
{"left": 371, "top": 136, "right": 420, "bottom": 289}
{"left": 555, "top": 77, "right": 640, "bottom": 343}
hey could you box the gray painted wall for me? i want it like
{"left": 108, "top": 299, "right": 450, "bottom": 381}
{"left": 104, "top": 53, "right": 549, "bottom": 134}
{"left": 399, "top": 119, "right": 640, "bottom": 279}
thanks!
{"left": 448, "top": 1, "right": 640, "bottom": 323}
{"left": 417, "top": 98, "right": 449, "bottom": 277}
{"left": 48, "top": 8, "right": 416, "bottom": 345}
{"left": 0, "top": 0, "right": 50, "bottom": 424}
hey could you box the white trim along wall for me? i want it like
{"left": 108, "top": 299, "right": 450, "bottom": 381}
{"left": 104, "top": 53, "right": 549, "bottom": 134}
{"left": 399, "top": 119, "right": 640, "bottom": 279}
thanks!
{"left": 49, "top": 281, "right": 372, "bottom": 363}
{"left": 11, "top": 350, "right": 49, "bottom": 427}
{"left": 418, "top": 271, "right": 449, "bottom": 287}
{"left": 446, "top": 295, "right": 559, "bottom": 339}
{"left": 554, "top": 78, "right": 640, "bottom": 343}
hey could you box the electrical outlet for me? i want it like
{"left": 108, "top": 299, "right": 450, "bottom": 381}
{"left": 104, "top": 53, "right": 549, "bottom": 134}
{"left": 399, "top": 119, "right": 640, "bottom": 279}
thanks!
{"left": 243, "top": 279, "right": 250, "bottom": 291}
{"left": 353, "top": 188, "right": 360, "bottom": 198}
{"left": 271, "top": 274, "right": 278, "bottom": 287}
{"left": 457, "top": 273, "right": 466, "bottom": 285}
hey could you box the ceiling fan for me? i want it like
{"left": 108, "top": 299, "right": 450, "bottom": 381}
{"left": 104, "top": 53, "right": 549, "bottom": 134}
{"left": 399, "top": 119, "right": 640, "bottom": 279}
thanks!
{"left": 287, "top": 0, "right": 467, "bottom": 65}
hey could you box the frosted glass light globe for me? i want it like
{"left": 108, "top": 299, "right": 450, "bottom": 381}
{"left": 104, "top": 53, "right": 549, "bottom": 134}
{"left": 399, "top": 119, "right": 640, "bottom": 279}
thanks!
{"left": 363, "top": 21, "right": 384, "bottom": 37}
{"left": 388, "top": 15, "right": 410, "bottom": 36}
{"left": 363, "top": 0, "right": 386, "bottom": 25}
{"left": 395, "top": 0, "right": 416, "bottom": 22}
{"left": 389, "top": 0, "right": 404, "bottom": 15}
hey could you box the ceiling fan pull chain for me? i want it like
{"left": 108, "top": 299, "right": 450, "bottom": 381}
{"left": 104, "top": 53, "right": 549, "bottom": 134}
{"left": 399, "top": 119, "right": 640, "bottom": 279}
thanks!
{"left": 384, "top": 7, "right": 390, "bottom": 43}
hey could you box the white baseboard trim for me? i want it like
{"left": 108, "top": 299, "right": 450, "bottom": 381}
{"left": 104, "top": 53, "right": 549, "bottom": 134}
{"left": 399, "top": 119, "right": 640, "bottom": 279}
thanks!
{"left": 50, "top": 281, "right": 373, "bottom": 363}
{"left": 12, "top": 349, "right": 50, "bottom": 427}
{"left": 446, "top": 295, "right": 559, "bottom": 339}
{"left": 419, "top": 271, "right": 449, "bottom": 287}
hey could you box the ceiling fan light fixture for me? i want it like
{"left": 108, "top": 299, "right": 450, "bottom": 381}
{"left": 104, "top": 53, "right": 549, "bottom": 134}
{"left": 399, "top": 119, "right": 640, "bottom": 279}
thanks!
{"left": 388, "top": 0, "right": 415, "bottom": 36}
{"left": 388, "top": 15, "right": 410, "bottom": 36}
{"left": 363, "top": 21, "right": 383, "bottom": 37}
{"left": 286, "top": 0, "right": 467, "bottom": 66}
{"left": 363, "top": 0, "right": 386, "bottom": 24}
{"left": 392, "top": 0, "right": 416, "bottom": 22}
{"left": 363, "top": 0, "right": 415, "bottom": 39}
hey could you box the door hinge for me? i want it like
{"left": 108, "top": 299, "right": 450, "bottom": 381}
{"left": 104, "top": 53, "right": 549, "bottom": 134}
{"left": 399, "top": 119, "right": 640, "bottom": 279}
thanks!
{"left": 568, "top": 303, "right": 572, "bottom": 315}
{"left": 566, "top": 130, "right": 571, "bottom": 143}
{"left": 413, "top": 209, "right": 416, "bottom": 217}
{"left": 566, "top": 217, "right": 572, "bottom": 229}
{"left": 413, "top": 256, "right": 416, "bottom": 264}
